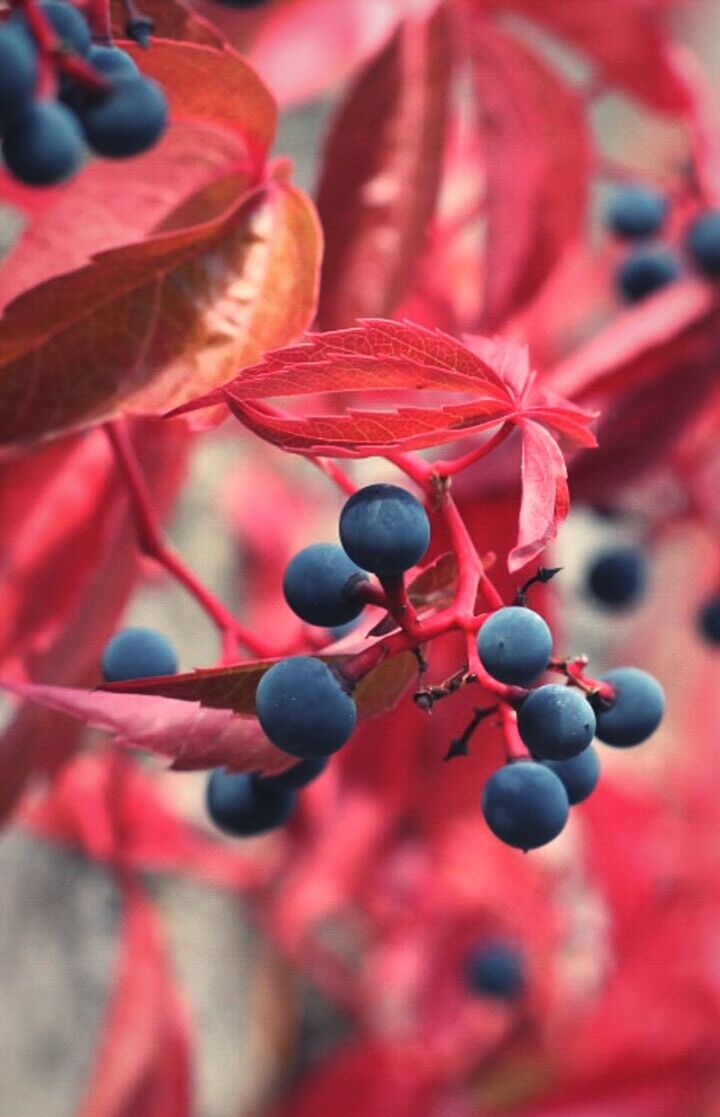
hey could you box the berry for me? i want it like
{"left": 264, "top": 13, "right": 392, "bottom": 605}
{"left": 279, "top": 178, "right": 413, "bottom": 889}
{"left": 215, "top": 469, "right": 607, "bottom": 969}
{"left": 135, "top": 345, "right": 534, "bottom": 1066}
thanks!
{"left": 592, "top": 667, "right": 665, "bottom": 747}
{"left": 339, "top": 484, "right": 430, "bottom": 577}
{"left": 477, "top": 606, "right": 552, "bottom": 687}
{"left": 80, "top": 75, "right": 168, "bottom": 158}
{"left": 586, "top": 545, "right": 647, "bottom": 609}
{"left": 101, "top": 627, "right": 179, "bottom": 682}
{"left": 606, "top": 185, "right": 667, "bottom": 239}
{"left": 482, "top": 761, "right": 569, "bottom": 850}
{"left": 283, "top": 543, "right": 368, "bottom": 628}
{"left": 39, "top": 1, "right": 91, "bottom": 55}
{"left": 686, "top": 210, "right": 720, "bottom": 278}
{"left": 261, "top": 756, "right": 329, "bottom": 791}
{"left": 87, "top": 45, "right": 139, "bottom": 80}
{"left": 0, "top": 24, "right": 37, "bottom": 123}
{"left": 466, "top": 942, "right": 524, "bottom": 999}
{"left": 255, "top": 656, "right": 357, "bottom": 758}
{"left": 329, "top": 616, "right": 363, "bottom": 641}
{"left": 518, "top": 684, "right": 596, "bottom": 760}
{"left": 2, "top": 100, "right": 84, "bottom": 186}
{"left": 616, "top": 247, "right": 680, "bottom": 303}
{"left": 206, "top": 770, "right": 296, "bottom": 837}
{"left": 698, "top": 595, "right": 720, "bottom": 645}
{"left": 541, "top": 746, "right": 600, "bottom": 805}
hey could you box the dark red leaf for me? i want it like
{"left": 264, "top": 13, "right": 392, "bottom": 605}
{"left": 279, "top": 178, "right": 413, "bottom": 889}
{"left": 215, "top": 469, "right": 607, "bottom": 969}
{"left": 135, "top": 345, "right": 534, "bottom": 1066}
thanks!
{"left": 316, "top": 7, "right": 452, "bottom": 329}
{"left": 510, "top": 419, "right": 570, "bottom": 572}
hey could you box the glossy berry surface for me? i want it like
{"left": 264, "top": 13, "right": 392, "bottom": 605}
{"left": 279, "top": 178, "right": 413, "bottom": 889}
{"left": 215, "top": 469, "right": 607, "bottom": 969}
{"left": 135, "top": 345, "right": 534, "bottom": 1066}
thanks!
{"left": 0, "top": 24, "right": 37, "bottom": 122}
{"left": 87, "top": 45, "right": 139, "bottom": 79}
{"left": 283, "top": 543, "right": 368, "bottom": 627}
{"left": 482, "top": 761, "right": 569, "bottom": 850}
{"left": 586, "top": 545, "right": 647, "bottom": 609}
{"left": 2, "top": 101, "right": 84, "bottom": 186}
{"left": 339, "top": 484, "right": 430, "bottom": 577}
{"left": 698, "top": 595, "right": 720, "bottom": 644}
{"left": 38, "top": 1, "right": 91, "bottom": 55}
{"left": 206, "top": 770, "right": 296, "bottom": 837}
{"left": 616, "top": 247, "right": 680, "bottom": 303}
{"left": 541, "top": 746, "right": 601, "bottom": 806}
{"left": 255, "top": 656, "right": 357, "bottom": 758}
{"left": 686, "top": 210, "right": 720, "bottom": 278}
{"left": 466, "top": 942, "right": 525, "bottom": 999}
{"left": 101, "top": 627, "right": 179, "bottom": 682}
{"left": 261, "top": 756, "right": 329, "bottom": 791}
{"left": 518, "top": 684, "right": 596, "bottom": 760}
{"left": 477, "top": 606, "right": 552, "bottom": 686}
{"left": 606, "top": 185, "right": 667, "bottom": 239}
{"left": 593, "top": 667, "right": 665, "bottom": 747}
{"left": 80, "top": 76, "right": 168, "bottom": 158}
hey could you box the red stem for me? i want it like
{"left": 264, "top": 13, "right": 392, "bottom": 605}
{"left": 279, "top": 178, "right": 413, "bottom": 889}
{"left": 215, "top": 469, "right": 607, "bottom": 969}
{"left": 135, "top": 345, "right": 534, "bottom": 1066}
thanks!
{"left": 500, "top": 705, "right": 530, "bottom": 762}
{"left": 104, "top": 422, "right": 275, "bottom": 664}
{"left": 309, "top": 455, "right": 358, "bottom": 497}
{"left": 432, "top": 421, "right": 515, "bottom": 479}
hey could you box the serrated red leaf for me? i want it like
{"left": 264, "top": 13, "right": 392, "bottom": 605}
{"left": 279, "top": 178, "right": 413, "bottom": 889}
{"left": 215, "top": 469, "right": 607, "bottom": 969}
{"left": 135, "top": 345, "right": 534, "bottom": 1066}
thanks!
{"left": 509, "top": 419, "right": 569, "bottom": 572}
{"left": 472, "top": 25, "right": 591, "bottom": 329}
{"left": 316, "top": 7, "right": 452, "bottom": 329}
{"left": 0, "top": 177, "right": 320, "bottom": 447}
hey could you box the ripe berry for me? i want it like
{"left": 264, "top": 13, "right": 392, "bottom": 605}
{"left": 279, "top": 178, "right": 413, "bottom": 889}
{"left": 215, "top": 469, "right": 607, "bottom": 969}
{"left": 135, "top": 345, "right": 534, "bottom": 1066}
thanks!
{"left": 87, "top": 45, "right": 139, "bottom": 80}
{"left": 283, "top": 543, "right": 368, "bottom": 628}
{"left": 586, "top": 545, "right": 647, "bottom": 609}
{"left": 40, "top": 0, "right": 92, "bottom": 54}
{"left": 261, "top": 756, "right": 329, "bottom": 791}
{"left": 592, "top": 667, "right": 665, "bottom": 747}
{"left": 2, "top": 100, "right": 84, "bottom": 186}
{"left": 465, "top": 942, "right": 524, "bottom": 999}
{"left": 606, "top": 185, "right": 667, "bottom": 239}
{"left": 518, "top": 684, "right": 596, "bottom": 760}
{"left": 477, "top": 606, "right": 552, "bottom": 687}
{"left": 101, "top": 627, "right": 179, "bottom": 682}
{"left": 255, "top": 656, "right": 357, "bottom": 758}
{"left": 80, "top": 75, "right": 168, "bottom": 158}
{"left": 206, "top": 770, "right": 296, "bottom": 837}
{"left": 0, "top": 24, "right": 37, "bottom": 123}
{"left": 697, "top": 594, "right": 720, "bottom": 645}
{"left": 615, "top": 247, "right": 680, "bottom": 303}
{"left": 482, "top": 761, "right": 569, "bottom": 850}
{"left": 339, "top": 484, "right": 430, "bottom": 577}
{"left": 686, "top": 210, "right": 720, "bottom": 278}
{"left": 541, "top": 746, "right": 600, "bottom": 806}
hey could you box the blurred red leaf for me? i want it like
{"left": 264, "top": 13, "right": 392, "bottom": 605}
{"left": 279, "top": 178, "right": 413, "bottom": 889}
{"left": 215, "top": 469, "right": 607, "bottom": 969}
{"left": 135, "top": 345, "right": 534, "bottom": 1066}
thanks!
{"left": 111, "top": 0, "right": 225, "bottom": 47}
{"left": 472, "top": 25, "right": 591, "bottom": 329}
{"left": 316, "top": 6, "right": 452, "bottom": 329}
{"left": 0, "top": 176, "right": 321, "bottom": 447}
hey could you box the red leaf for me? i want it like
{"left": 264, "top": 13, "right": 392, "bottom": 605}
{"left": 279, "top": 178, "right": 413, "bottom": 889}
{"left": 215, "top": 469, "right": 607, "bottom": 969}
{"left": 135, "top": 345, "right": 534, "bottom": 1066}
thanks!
{"left": 0, "top": 177, "right": 321, "bottom": 446}
{"left": 510, "top": 419, "right": 569, "bottom": 572}
{"left": 316, "top": 6, "right": 452, "bottom": 328}
{"left": 0, "top": 680, "right": 292, "bottom": 775}
{"left": 472, "top": 25, "right": 592, "bottom": 329}
{"left": 111, "top": 0, "right": 226, "bottom": 47}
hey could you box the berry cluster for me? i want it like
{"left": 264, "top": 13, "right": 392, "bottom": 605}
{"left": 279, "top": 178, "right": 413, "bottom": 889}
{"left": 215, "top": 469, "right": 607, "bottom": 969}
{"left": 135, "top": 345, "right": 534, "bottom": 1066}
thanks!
{"left": 205, "top": 757, "right": 327, "bottom": 838}
{"left": 0, "top": 0, "right": 167, "bottom": 186}
{"left": 608, "top": 185, "right": 720, "bottom": 302}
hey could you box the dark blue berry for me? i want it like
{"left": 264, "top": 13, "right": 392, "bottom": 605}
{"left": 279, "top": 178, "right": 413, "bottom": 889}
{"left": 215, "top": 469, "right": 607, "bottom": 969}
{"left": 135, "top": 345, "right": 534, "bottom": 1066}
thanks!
{"left": 686, "top": 210, "right": 720, "bottom": 278}
{"left": 80, "top": 75, "right": 167, "bottom": 158}
{"left": 606, "top": 185, "right": 667, "bottom": 239}
{"left": 40, "top": 1, "right": 91, "bottom": 55}
{"left": 339, "top": 484, "right": 430, "bottom": 577}
{"left": 2, "top": 100, "right": 84, "bottom": 185}
{"left": 616, "top": 247, "right": 680, "bottom": 303}
{"left": 101, "top": 627, "right": 179, "bottom": 682}
{"left": 0, "top": 24, "right": 37, "bottom": 123}
{"left": 698, "top": 595, "right": 720, "bottom": 645}
{"left": 261, "top": 756, "right": 329, "bottom": 791}
{"left": 255, "top": 656, "right": 357, "bottom": 758}
{"left": 283, "top": 543, "right": 368, "bottom": 628}
{"left": 592, "top": 667, "right": 665, "bottom": 747}
{"left": 87, "top": 44, "right": 139, "bottom": 79}
{"left": 477, "top": 606, "right": 552, "bottom": 687}
{"left": 482, "top": 761, "right": 569, "bottom": 850}
{"left": 206, "top": 769, "right": 296, "bottom": 837}
{"left": 586, "top": 546, "right": 647, "bottom": 609}
{"left": 518, "top": 684, "right": 596, "bottom": 760}
{"left": 541, "top": 746, "right": 600, "bottom": 806}
{"left": 466, "top": 942, "right": 525, "bottom": 999}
